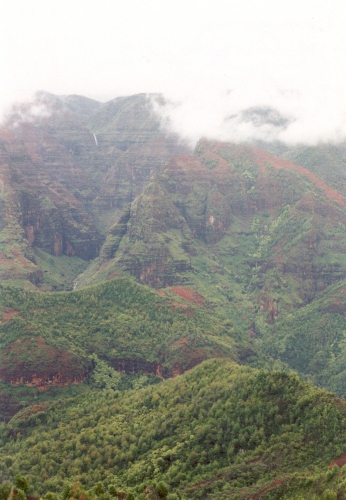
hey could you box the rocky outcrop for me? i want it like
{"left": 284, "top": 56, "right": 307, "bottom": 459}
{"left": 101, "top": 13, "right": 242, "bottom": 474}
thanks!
{"left": 0, "top": 337, "right": 92, "bottom": 390}
{"left": 109, "top": 342, "right": 233, "bottom": 379}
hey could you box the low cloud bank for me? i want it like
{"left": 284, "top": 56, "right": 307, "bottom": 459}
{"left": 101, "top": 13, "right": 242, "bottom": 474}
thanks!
{"left": 3, "top": 86, "right": 346, "bottom": 148}
{"left": 1, "top": 91, "right": 52, "bottom": 129}
{"left": 151, "top": 86, "right": 346, "bottom": 147}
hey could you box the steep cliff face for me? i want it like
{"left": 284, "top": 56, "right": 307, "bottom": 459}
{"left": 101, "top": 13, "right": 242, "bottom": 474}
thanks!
{"left": 0, "top": 92, "right": 188, "bottom": 289}
{"left": 88, "top": 94, "right": 190, "bottom": 228}
{"left": 4, "top": 93, "right": 346, "bottom": 301}
{"left": 0, "top": 121, "right": 101, "bottom": 289}
{"left": 82, "top": 139, "right": 346, "bottom": 323}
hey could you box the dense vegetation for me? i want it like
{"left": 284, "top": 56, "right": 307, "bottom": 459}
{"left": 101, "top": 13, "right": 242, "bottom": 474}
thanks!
{"left": 0, "top": 277, "right": 262, "bottom": 422}
{"left": 258, "top": 279, "right": 346, "bottom": 397}
{"left": 0, "top": 278, "right": 240, "bottom": 368}
{"left": 1, "top": 359, "right": 346, "bottom": 499}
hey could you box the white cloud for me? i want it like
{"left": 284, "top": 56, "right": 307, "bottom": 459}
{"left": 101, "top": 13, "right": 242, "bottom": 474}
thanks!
{"left": 6, "top": 97, "right": 51, "bottom": 128}
{"left": 1, "top": 0, "right": 346, "bottom": 144}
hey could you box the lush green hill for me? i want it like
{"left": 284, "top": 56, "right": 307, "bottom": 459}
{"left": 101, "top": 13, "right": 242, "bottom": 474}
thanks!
{"left": 0, "top": 278, "right": 265, "bottom": 420}
{"left": 281, "top": 143, "right": 346, "bottom": 197}
{"left": 1, "top": 359, "right": 346, "bottom": 499}
{"left": 257, "top": 139, "right": 346, "bottom": 196}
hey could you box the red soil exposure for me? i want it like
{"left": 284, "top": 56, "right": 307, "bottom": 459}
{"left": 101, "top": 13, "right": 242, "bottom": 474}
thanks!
{"left": 328, "top": 453, "right": 346, "bottom": 468}
{"left": 107, "top": 270, "right": 124, "bottom": 280}
{"left": 209, "top": 141, "right": 345, "bottom": 206}
{"left": 10, "top": 248, "right": 23, "bottom": 263}
{"left": 251, "top": 146, "right": 345, "bottom": 206}
{"left": 169, "top": 302, "right": 195, "bottom": 317}
{"left": 0, "top": 248, "right": 36, "bottom": 278}
{"left": 186, "top": 469, "right": 284, "bottom": 499}
{"left": 11, "top": 246, "right": 34, "bottom": 267}
{"left": 171, "top": 363, "right": 183, "bottom": 377}
{"left": 156, "top": 290, "right": 168, "bottom": 297}
{"left": 169, "top": 287, "right": 205, "bottom": 306}
{"left": 171, "top": 155, "right": 209, "bottom": 175}
{"left": 333, "top": 298, "right": 343, "bottom": 304}
{"left": 169, "top": 337, "right": 189, "bottom": 349}
{"left": 1, "top": 309, "right": 21, "bottom": 322}
{"left": 246, "top": 479, "right": 283, "bottom": 500}
{"left": 0, "top": 128, "right": 14, "bottom": 141}
{"left": 185, "top": 473, "right": 227, "bottom": 491}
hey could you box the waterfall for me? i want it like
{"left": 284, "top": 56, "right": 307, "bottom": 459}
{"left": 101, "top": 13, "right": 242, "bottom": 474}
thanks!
{"left": 93, "top": 133, "right": 98, "bottom": 147}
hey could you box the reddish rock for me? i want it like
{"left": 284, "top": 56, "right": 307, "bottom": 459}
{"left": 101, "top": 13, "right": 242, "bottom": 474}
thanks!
{"left": 169, "top": 287, "right": 205, "bottom": 306}
{"left": 0, "top": 337, "right": 92, "bottom": 390}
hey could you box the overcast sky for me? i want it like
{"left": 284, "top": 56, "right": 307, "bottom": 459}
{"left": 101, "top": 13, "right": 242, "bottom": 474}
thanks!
{"left": 2, "top": 0, "right": 346, "bottom": 144}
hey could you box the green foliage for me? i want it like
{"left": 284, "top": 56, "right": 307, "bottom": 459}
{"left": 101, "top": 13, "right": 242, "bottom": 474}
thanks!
{"left": 33, "top": 249, "right": 88, "bottom": 291}
{"left": 1, "top": 359, "right": 346, "bottom": 498}
{"left": 5, "top": 109, "right": 346, "bottom": 500}
{"left": 156, "top": 482, "right": 169, "bottom": 498}
{"left": 89, "top": 356, "right": 124, "bottom": 391}
{"left": 108, "top": 485, "right": 117, "bottom": 497}
{"left": 0, "top": 483, "right": 11, "bottom": 500}
{"left": 0, "top": 278, "right": 239, "bottom": 384}
{"left": 94, "top": 482, "right": 104, "bottom": 495}
{"left": 16, "top": 490, "right": 26, "bottom": 500}
{"left": 258, "top": 279, "right": 346, "bottom": 397}
{"left": 61, "top": 484, "right": 73, "bottom": 500}
{"left": 14, "top": 475, "right": 28, "bottom": 492}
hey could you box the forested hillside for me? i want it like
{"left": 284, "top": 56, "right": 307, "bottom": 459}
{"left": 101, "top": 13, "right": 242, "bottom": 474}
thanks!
{"left": 2, "top": 360, "right": 346, "bottom": 499}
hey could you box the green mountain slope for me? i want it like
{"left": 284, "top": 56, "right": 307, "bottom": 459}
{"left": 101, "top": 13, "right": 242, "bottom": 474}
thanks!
{"left": 0, "top": 278, "right": 262, "bottom": 420}
{"left": 257, "top": 278, "right": 346, "bottom": 397}
{"left": 1, "top": 359, "right": 346, "bottom": 499}
{"left": 69, "top": 138, "right": 346, "bottom": 401}
{"left": 79, "top": 140, "right": 346, "bottom": 320}
{"left": 257, "top": 139, "right": 346, "bottom": 196}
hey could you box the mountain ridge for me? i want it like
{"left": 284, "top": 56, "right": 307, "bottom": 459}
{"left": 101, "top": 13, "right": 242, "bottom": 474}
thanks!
{"left": 2, "top": 92, "right": 346, "bottom": 498}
